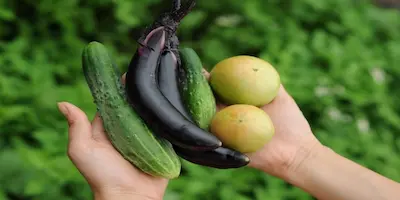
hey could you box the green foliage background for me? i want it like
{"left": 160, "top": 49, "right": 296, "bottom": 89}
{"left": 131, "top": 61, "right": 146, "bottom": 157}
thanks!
{"left": 1, "top": 0, "right": 400, "bottom": 199}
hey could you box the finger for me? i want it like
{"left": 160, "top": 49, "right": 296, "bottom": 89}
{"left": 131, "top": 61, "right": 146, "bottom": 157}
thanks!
{"left": 260, "top": 85, "right": 310, "bottom": 136}
{"left": 91, "top": 112, "right": 111, "bottom": 143}
{"left": 262, "top": 85, "right": 297, "bottom": 111}
{"left": 216, "top": 103, "right": 226, "bottom": 111}
{"left": 57, "top": 102, "right": 92, "bottom": 144}
{"left": 202, "top": 68, "right": 210, "bottom": 80}
{"left": 121, "top": 72, "right": 126, "bottom": 85}
{"left": 91, "top": 112, "right": 103, "bottom": 132}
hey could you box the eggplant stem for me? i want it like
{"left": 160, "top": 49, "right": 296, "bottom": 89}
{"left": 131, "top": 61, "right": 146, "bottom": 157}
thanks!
{"left": 162, "top": 45, "right": 179, "bottom": 53}
{"left": 173, "top": 0, "right": 181, "bottom": 11}
{"left": 172, "top": 0, "right": 196, "bottom": 22}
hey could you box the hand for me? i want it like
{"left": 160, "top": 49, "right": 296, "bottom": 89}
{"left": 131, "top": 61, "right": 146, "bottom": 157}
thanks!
{"left": 203, "top": 69, "right": 322, "bottom": 180}
{"left": 57, "top": 75, "right": 167, "bottom": 200}
{"left": 244, "top": 85, "right": 400, "bottom": 200}
{"left": 246, "top": 86, "right": 321, "bottom": 178}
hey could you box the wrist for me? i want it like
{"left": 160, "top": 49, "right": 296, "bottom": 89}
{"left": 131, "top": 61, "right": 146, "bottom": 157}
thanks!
{"left": 94, "top": 192, "right": 162, "bottom": 200}
{"left": 284, "top": 142, "right": 334, "bottom": 186}
{"left": 93, "top": 187, "right": 164, "bottom": 200}
{"left": 249, "top": 134, "right": 323, "bottom": 180}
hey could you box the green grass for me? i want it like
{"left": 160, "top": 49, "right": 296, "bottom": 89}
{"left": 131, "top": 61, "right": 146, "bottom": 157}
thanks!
{"left": 1, "top": 0, "right": 399, "bottom": 199}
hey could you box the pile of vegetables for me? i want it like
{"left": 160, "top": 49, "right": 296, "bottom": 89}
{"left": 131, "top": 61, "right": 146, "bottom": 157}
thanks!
{"left": 81, "top": 0, "right": 280, "bottom": 179}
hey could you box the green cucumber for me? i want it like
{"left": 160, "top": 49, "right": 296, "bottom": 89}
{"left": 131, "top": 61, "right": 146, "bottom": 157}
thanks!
{"left": 82, "top": 41, "right": 181, "bottom": 179}
{"left": 178, "top": 47, "right": 217, "bottom": 130}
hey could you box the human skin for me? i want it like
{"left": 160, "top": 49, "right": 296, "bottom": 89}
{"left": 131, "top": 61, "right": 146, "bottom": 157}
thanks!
{"left": 58, "top": 71, "right": 400, "bottom": 200}
{"left": 242, "top": 85, "right": 400, "bottom": 200}
{"left": 57, "top": 74, "right": 169, "bottom": 200}
{"left": 58, "top": 103, "right": 168, "bottom": 200}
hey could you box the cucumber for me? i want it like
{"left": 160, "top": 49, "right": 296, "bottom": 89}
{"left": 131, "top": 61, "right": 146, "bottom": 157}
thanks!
{"left": 178, "top": 47, "right": 217, "bottom": 130}
{"left": 81, "top": 41, "right": 181, "bottom": 179}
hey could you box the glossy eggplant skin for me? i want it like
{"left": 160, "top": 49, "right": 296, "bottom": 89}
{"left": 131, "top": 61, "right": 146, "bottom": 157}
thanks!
{"left": 158, "top": 50, "right": 192, "bottom": 121}
{"left": 173, "top": 146, "right": 250, "bottom": 169}
{"left": 156, "top": 45, "right": 250, "bottom": 169}
{"left": 125, "top": 28, "right": 222, "bottom": 151}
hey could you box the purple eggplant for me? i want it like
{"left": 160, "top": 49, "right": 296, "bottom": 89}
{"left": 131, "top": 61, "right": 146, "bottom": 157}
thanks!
{"left": 158, "top": 50, "right": 193, "bottom": 121}
{"left": 125, "top": 28, "right": 222, "bottom": 151}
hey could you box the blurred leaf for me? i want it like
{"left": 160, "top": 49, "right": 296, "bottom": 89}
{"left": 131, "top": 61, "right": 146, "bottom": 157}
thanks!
{"left": 1, "top": 0, "right": 400, "bottom": 199}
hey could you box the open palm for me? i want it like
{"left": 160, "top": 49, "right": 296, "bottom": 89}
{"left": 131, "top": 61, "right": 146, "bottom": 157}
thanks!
{"left": 203, "top": 69, "right": 321, "bottom": 179}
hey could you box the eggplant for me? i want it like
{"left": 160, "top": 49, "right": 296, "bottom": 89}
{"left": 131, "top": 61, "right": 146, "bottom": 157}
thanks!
{"left": 173, "top": 146, "right": 250, "bottom": 169}
{"left": 156, "top": 43, "right": 250, "bottom": 169}
{"left": 125, "top": 27, "right": 222, "bottom": 151}
{"left": 158, "top": 50, "right": 193, "bottom": 121}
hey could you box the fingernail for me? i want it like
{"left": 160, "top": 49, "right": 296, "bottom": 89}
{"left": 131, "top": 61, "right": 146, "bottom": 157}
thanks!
{"left": 57, "top": 102, "right": 69, "bottom": 117}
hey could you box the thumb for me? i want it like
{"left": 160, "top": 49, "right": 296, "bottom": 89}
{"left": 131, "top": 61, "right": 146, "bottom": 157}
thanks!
{"left": 57, "top": 102, "right": 92, "bottom": 144}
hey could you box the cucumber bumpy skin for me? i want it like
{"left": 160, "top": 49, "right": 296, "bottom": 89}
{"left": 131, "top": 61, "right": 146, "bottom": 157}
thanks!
{"left": 178, "top": 47, "right": 217, "bottom": 130}
{"left": 81, "top": 41, "right": 181, "bottom": 179}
